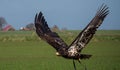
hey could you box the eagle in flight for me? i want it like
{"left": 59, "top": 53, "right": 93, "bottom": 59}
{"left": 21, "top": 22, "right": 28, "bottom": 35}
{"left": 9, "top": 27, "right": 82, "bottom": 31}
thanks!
{"left": 34, "top": 4, "right": 109, "bottom": 70}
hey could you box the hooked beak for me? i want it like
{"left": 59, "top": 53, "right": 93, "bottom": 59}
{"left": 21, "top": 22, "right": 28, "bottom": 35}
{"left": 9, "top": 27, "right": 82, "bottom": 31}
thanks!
{"left": 56, "top": 52, "right": 61, "bottom": 56}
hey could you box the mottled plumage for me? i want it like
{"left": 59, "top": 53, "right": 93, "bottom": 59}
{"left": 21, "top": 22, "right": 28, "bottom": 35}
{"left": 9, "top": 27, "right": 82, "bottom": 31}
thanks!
{"left": 35, "top": 4, "right": 109, "bottom": 70}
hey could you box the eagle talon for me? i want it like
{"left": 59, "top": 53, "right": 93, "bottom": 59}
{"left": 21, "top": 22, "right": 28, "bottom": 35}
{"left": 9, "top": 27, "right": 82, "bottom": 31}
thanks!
{"left": 78, "top": 58, "right": 81, "bottom": 64}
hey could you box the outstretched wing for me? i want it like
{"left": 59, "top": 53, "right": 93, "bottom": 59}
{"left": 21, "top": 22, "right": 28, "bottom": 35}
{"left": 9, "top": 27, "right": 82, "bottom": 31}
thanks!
{"left": 35, "top": 12, "right": 68, "bottom": 51}
{"left": 69, "top": 4, "right": 109, "bottom": 52}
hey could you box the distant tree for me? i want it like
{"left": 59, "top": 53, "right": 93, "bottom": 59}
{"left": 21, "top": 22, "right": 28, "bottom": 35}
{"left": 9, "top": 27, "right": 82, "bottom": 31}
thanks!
{"left": 26, "top": 23, "right": 35, "bottom": 30}
{"left": 51, "top": 25, "right": 59, "bottom": 31}
{"left": 61, "top": 27, "right": 67, "bottom": 31}
{"left": 0, "top": 17, "right": 7, "bottom": 30}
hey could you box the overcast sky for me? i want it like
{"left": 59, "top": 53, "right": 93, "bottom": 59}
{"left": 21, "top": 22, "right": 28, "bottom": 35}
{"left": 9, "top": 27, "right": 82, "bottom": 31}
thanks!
{"left": 0, "top": 0, "right": 120, "bottom": 30}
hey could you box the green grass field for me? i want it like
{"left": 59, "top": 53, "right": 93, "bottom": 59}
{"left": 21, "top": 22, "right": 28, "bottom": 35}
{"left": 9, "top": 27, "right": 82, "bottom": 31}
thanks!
{"left": 0, "top": 30, "right": 120, "bottom": 70}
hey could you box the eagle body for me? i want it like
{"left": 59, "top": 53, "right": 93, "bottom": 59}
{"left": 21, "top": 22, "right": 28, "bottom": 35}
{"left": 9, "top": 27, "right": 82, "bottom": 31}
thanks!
{"left": 56, "top": 43, "right": 92, "bottom": 60}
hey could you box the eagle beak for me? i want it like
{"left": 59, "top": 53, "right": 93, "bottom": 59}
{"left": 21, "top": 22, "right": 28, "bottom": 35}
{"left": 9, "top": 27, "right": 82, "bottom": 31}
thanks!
{"left": 56, "top": 52, "right": 61, "bottom": 56}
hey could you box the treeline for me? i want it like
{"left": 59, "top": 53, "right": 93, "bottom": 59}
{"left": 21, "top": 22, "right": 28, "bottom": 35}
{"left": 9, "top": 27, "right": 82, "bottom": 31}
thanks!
{"left": 0, "top": 31, "right": 120, "bottom": 42}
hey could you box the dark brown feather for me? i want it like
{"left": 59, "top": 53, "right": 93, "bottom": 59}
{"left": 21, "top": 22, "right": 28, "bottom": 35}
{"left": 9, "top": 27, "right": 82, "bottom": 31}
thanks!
{"left": 34, "top": 4, "right": 109, "bottom": 60}
{"left": 35, "top": 12, "right": 68, "bottom": 51}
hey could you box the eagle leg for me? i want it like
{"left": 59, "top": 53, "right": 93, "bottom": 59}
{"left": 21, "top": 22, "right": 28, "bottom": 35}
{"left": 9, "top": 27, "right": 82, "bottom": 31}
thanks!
{"left": 73, "top": 59, "right": 77, "bottom": 70}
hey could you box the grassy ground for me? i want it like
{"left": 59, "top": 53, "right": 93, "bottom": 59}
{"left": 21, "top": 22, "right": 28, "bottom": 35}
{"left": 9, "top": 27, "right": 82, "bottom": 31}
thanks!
{"left": 0, "top": 30, "right": 120, "bottom": 70}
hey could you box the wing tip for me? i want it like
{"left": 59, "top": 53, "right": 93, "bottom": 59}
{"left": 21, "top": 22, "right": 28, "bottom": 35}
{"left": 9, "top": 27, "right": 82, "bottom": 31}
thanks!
{"left": 34, "top": 11, "right": 44, "bottom": 24}
{"left": 34, "top": 13, "right": 38, "bottom": 23}
{"left": 96, "top": 4, "right": 109, "bottom": 19}
{"left": 34, "top": 11, "right": 52, "bottom": 34}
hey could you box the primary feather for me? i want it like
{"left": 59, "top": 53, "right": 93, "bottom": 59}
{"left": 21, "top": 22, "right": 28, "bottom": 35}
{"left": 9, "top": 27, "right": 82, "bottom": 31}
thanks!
{"left": 68, "top": 4, "right": 109, "bottom": 53}
{"left": 35, "top": 12, "right": 68, "bottom": 52}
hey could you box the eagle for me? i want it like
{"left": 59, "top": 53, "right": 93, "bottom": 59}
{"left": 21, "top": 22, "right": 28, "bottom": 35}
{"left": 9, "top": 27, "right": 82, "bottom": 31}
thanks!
{"left": 34, "top": 4, "right": 109, "bottom": 70}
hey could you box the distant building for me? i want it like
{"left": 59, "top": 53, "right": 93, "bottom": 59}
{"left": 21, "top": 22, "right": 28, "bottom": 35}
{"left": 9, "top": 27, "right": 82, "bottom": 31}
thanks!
{"left": 2, "top": 25, "right": 15, "bottom": 31}
{"left": 20, "top": 27, "right": 31, "bottom": 31}
{"left": 20, "top": 23, "right": 35, "bottom": 31}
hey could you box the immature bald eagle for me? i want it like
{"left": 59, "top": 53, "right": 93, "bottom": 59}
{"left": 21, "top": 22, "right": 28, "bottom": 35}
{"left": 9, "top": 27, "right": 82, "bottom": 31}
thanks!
{"left": 35, "top": 4, "right": 109, "bottom": 70}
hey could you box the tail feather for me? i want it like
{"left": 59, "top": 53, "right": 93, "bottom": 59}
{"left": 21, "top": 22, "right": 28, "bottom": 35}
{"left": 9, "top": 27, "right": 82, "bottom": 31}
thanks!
{"left": 80, "top": 54, "right": 92, "bottom": 59}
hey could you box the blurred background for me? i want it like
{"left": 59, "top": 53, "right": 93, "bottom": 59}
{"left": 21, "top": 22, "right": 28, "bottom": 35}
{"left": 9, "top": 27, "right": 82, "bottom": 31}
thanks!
{"left": 0, "top": 0, "right": 120, "bottom": 70}
{"left": 0, "top": 0, "right": 120, "bottom": 31}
